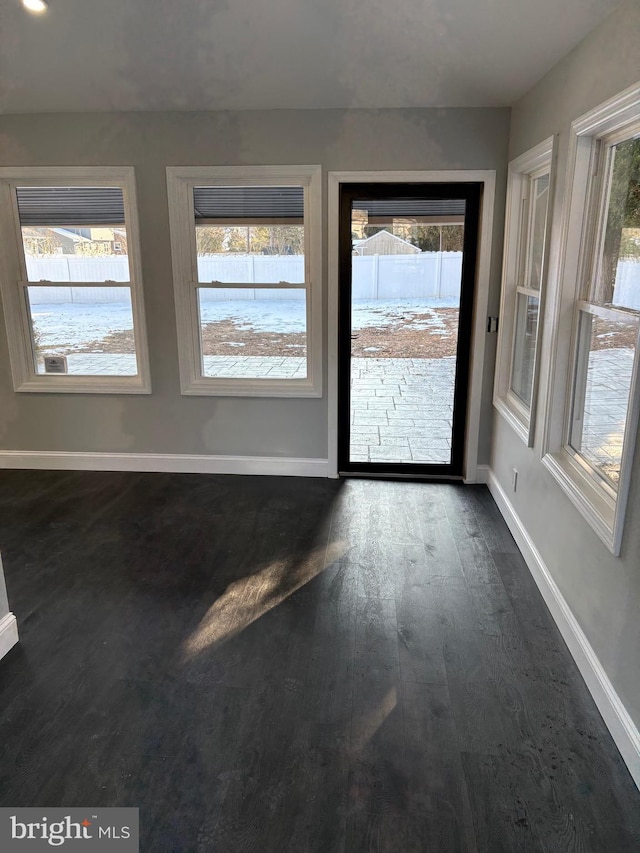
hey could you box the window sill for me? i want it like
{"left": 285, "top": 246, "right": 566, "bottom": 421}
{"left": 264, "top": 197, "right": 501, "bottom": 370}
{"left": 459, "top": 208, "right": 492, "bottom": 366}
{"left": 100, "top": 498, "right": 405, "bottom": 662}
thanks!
{"left": 15, "top": 374, "right": 151, "bottom": 395}
{"left": 541, "top": 449, "right": 619, "bottom": 554}
{"left": 180, "top": 375, "right": 322, "bottom": 398}
{"left": 493, "top": 395, "right": 532, "bottom": 446}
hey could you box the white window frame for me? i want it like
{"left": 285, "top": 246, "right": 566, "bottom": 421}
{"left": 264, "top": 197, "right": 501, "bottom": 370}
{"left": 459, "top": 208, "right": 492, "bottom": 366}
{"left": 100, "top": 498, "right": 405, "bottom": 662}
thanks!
{"left": 0, "top": 166, "right": 151, "bottom": 394}
{"left": 494, "top": 137, "right": 555, "bottom": 446}
{"left": 166, "top": 165, "right": 322, "bottom": 397}
{"left": 541, "top": 81, "right": 640, "bottom": 555}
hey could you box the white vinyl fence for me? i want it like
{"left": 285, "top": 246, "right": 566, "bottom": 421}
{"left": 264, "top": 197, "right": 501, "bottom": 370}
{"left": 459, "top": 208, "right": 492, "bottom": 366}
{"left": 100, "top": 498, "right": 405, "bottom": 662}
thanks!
{"left": 26, "top": 256, "right": 130, "bottom": 305}
{"left": 26, "top": 253, "right": 464, "bottom": 304}
{"left": 351, "top": 253, "right": 462, "bottom": 299}
{"left": 613, "top": 260, "right": 640, "bottom": 310}
{"left": 194, "top": 253, "right": 464, "bottom": 300}
{"left": 25, "top": 254, "right": 640, "bottom": 309}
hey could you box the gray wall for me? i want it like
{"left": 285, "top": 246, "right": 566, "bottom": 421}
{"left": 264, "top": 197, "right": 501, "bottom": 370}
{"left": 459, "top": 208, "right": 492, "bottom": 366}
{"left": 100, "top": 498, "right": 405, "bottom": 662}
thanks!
{"left": 492, "top": 0, "right": 640, "bottom": 725}
{"left": 0, "top": 108, "right": 509, "bottom": 462}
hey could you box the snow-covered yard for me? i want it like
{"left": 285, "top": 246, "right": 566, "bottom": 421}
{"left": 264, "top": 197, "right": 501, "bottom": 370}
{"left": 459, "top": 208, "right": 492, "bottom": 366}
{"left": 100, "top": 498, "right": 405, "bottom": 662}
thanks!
{"left": 29, "top": 296, "right": 461, "bottom": 353}
{"left": 30, "top": 300, "right": 136, "bottom": 352}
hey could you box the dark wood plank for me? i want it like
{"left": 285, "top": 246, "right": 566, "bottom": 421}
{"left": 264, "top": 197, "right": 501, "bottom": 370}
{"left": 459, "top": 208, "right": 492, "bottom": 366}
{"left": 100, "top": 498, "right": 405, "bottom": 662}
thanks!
{"left": 354, "top": 596, "right": 400, "bottom": 683}
{"left": 464, "top": 579, "right": 539, "bottom": 690}
{"left": 442, "top": 491, "right": 504, "bottom": 584}
{"left": 462, "top": 749, "right": 573, "bottom": 853}
{"left": 396, "top": 595, "right": 447, "bottom": 684}
{"left": 345, "top": 811, "right": 474, "bottom": 853}
{"left": 348, "top": 675, "right": 407, "bottom": 816}
{"left": 0, "top": 472, "right": 639, "bottom": 852}
{"left": 304, "top": 557, "right": 357, "bottom": 727}
{"left": 428, "top": 577, "right": 538, "bottom": 751}
{"left": 492, "top": 549, "right": 557, "bottom": 625}
{"left": 401, "top": 681, "right": 478, "bottom": 849}
{"left": 427, "top": 577, "right": 489, "bottom": 681}
{"left": 355, "top": 540, "right": 434, "bottom": 598}
{"left": 414, "top": 510, "right": 468, "bottom": 578}
{"left": 462, "top": 484, "right": 520, "bottom": 554}
{"left": 210, "top": 686, "right": 349, "bottom": 853}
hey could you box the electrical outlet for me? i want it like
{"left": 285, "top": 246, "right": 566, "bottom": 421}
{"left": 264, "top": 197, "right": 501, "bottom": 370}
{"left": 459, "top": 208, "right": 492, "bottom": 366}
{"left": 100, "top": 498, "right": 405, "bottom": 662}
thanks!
{"left": 512, "top": 468, "right": 518, "bottom": 492}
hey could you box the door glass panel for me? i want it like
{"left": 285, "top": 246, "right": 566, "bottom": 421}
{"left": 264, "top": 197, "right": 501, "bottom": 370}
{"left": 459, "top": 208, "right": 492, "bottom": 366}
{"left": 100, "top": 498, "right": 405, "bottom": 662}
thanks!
{"left": 349, "top": 198, "right": 465, "bottom": 465}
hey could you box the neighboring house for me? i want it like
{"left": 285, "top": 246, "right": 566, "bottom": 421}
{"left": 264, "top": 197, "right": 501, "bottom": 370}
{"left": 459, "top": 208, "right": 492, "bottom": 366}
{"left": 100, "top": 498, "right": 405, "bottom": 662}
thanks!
{"left": 21, "top": 225, "right": 90, "bottom": 256}
{"left": 22, "top": 226, "right": 126, "bottom": 257}
{"left": 353, "top": 229, "right": 421, "bottom": 256}
{"left": 51, "top": 227, "right": 91, "bottom": 251}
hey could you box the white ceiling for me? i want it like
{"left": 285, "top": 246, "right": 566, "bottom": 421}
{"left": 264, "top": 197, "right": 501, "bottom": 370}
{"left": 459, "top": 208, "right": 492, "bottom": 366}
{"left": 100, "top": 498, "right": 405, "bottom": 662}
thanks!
{"left": 0, "top": 0, "right": 623, "bottom": 114}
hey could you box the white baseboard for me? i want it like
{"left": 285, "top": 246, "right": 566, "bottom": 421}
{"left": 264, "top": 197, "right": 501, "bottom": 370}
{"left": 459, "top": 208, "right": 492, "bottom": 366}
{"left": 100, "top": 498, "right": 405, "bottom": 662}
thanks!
{"left": 466, "top": 464, "right": 489, "bottom": 484}
{"left": 0, "top": 613, "right": 18, "bottom": 661}
{"left": 0, "top": 451, "right": 328, "bottom": 478}
{"left": 487, "top": 469, "right": 640, "bottom": 792}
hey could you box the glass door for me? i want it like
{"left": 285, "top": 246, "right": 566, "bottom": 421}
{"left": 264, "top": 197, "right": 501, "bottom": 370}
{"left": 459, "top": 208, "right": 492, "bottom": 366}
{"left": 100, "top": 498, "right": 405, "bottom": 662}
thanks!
{"left": 338, "top": 183, "right": 480, "bottom": 477}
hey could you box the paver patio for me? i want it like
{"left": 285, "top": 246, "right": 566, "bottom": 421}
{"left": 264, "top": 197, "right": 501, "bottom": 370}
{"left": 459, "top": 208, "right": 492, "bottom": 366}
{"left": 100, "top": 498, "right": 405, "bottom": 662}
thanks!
{"left": 579, "top": 346, "right": 635, "bottom": 483}
{"left": 350, "top": 356, "right": 455, "bottom": 464}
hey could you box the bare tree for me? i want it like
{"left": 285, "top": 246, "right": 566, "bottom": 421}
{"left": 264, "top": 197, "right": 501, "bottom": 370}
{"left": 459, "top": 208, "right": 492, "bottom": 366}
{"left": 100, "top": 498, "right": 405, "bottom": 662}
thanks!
{"left": 597, "top": 137, "right": 640, "bottom": 304}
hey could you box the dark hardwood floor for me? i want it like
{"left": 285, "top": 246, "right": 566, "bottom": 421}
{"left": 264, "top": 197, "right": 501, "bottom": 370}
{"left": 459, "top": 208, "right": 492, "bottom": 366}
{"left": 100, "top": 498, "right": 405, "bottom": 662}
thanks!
{"left": 0, "top": 470, "right": 638, "bottom": 851}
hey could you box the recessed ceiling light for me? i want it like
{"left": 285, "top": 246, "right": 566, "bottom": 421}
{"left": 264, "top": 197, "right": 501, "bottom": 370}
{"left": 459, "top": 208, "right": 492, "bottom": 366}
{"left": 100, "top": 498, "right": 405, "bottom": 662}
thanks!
{"left": 22, "top": 0, "right": 48, "bottom": 13}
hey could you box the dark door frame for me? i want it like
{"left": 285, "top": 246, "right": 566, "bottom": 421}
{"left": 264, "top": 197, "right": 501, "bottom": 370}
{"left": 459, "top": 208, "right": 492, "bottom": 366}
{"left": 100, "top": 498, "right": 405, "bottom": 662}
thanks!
{"left": 337, "top": 181, "right": 482, "bottom": 479}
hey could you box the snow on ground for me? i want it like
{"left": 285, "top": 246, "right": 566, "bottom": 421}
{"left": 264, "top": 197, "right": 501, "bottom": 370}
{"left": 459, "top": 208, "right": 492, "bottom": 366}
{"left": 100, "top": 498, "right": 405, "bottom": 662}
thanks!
{"left": 351, "top": 298, "right": 459, "bottom": 332}
{"left": 30, "top": 302, "right": 135, "bottom": 350}
{"left": 30, "top": 297, "right": 460, "bottom": 350}
{"left": 201, "top": 297, "right": 459, "bottom": 334}
{"left": 199, "top": 299, "right": 306, "bottom": 334}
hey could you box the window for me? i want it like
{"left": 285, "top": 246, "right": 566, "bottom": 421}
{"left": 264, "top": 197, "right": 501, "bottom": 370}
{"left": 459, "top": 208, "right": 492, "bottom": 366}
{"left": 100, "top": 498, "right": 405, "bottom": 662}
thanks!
{"left": 0, "top": 167, "right": 150, "bottom": 393}
{"left": 166, "top": 166, "right": 322, "bottom": 396}
{"left": 543, "top": 83, "right": 640, "bottom": 554}
{"left": 494, "top": 137, "right": 554, "bottom": 445}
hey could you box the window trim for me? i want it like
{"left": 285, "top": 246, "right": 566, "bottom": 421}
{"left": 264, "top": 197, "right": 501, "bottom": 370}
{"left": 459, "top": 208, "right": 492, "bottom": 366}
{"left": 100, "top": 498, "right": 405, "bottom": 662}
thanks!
{"left": 166, "top": 165, "right": 322, "bottom": 397}
{"left": 494, "top": 136, "right": 555, "bottom": 446}
{"left": 0, "top": 166, "right": 151, "bottom": 394}
{"left": 541, "top": 81, "right": 640, "bottom": 555}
